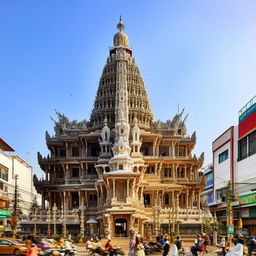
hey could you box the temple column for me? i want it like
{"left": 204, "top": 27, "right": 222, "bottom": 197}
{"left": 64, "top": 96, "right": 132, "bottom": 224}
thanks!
{"left": 63, "top": 191, "right": 67, "bottom": 237}
{"left": 186, "top": 190, "right": 189, "bottom": 209}
{"left": 197, "top": 191, "right": 200, "bottom": 209}
{"left": 192, "top": 190, "right": 195, "bottom": 208}
{"left": 127, "top": 179, "right": 130, "bottom": 198}
{"left": 113, "top": 179, "right": 116, "bottom": 198}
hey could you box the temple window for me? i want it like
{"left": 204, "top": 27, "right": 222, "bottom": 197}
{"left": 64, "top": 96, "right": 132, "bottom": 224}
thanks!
{"left": 179, "top": 146, "right": 185, "bottom": 157}
{"left": 159, "top": 146, "right": 169, "bottom": 157}
{"left": 71, "top": 167, "right": 79, "bottom": 178}
{"left": 88, "top": 194, "right": 97, "bottom": 207}
{"left": 59, "top": 148, "right": 66, "bottom": 157}
{"left": 72, "top": 192, "right": 79, "bottom": 208}
{"left": 164, "top": 194, "right": 170, "bottom": 205}
{"left": 87, "top": 165, "right": 97, "bottom": 175}
{"left": 71, "top": 147, "right": 80, "bottom": 157}
{"left": 144, "top": 194, "right": 151, "bottom": 207}
{"left": 146, "top": 165, "right": 155, "bottom": 174}
{"left": 177, "top": 167, "right": 185, "bottom": 178}
{"left": 56, "top": 167, "right": 64, "bottom": 178}
{"left": 88, "top": 143, "right": 100, "bottom": 156}
{"left": 163, "top": 168, "right": 172, "bottom": 178}
{"left": 119, "top": 165, "right": 123, "bottom": 170}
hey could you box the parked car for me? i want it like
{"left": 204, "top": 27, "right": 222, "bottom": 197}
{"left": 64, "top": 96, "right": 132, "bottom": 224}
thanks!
{"left": 0, "top": 238, "right": 27, "bottom": 255}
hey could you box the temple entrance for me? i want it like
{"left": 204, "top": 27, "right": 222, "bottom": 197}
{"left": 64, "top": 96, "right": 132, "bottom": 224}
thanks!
{"left": 114, "top": 218, "right": 127, "bottom": 237}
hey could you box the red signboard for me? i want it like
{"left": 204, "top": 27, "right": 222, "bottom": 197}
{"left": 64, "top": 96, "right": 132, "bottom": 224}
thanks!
{"left": 238, "top": 110, "right": 256, "bottom": 138}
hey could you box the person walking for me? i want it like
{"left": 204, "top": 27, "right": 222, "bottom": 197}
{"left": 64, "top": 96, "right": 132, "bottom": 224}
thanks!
{"left": 128, "top": 235, "right": 136, "bottom": 256}
{"left": 26, "top": 244, "right": 39, "bottom": 256}
{"left": 217, "top": 236, "right": 226, "bottom": 256}
{"left": 163, "top": 238, "right": 170, "bottom": 256}
{"left": 225, "top": 238, "right": 243, "bottom": 256}
{"left": 135, "top": 238, "right": 145, "bottom": 256}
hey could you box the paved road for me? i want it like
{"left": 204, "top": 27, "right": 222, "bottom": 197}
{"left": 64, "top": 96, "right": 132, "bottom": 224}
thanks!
{"left": 75, "top": 244, "right": 220, "bottom": 256}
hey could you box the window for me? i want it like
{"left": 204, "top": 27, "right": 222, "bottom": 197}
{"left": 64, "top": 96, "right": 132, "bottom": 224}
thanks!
{"left": 206, "top": 173, "right": 213, "bottom": 187}
{"left": 163, "top": 168, "right": 172, "bottom": 178}
{"left": 0, "top": 240, "right": 11, "bottom": 245}
{"left": 208, "top": 191, "right": 214, "bottom": 203}
{"left": 164, "top": 194, "right": 170, "bottom": 205}
{"left": 146, "top": 166, "right": 155, "bottom": 174}
{"left": 59, "top": 148, "right": 66, "bottom": 157}
{"left": 88, "top": 194, "right": 97, "bottom": 207}
{"left": 72, "top": 168, "right": 79, "bottom": 178}
{"left": 72, "top": 192, "right": 79, "bottom": 208}
{"left": 0, "top": 166, "right": 8, "bottom": 181}
{"left": 238, "top": 137, "right": 248, "bottom": 160}
{"left": 87, "top": 165, "right": 97, "bottom": 175}
{"left": 144, "top": 194, "right": 151, "bottom": 206}
{"left": 56, "top": 167, "right": 64, "bottom": 178}
{"left": 219, "top": 149, "right": 229, "bottom": 163}
{"left": 249, "top": 130, "right": 256, "bottom": 156}
{"left": 177, "top": 167, "right": 185, "bottom": 178}
{"left": 72, "top": 147, "right": 80, "bottom": 157}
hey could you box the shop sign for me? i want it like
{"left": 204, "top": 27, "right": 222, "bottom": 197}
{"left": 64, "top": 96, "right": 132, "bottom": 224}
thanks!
{"left": 0, "top": 209, "right": 11, "bottom": 217}
{"left": 239, "top": 192, "right": 256, "bottom": 205}
{"left": 227, "top": 225, "right": 234, "bottom": 234}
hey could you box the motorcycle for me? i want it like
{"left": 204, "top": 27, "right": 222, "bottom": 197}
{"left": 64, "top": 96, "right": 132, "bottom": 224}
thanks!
{"left": 88, "top": 247, "right": 125, "bottom": 256}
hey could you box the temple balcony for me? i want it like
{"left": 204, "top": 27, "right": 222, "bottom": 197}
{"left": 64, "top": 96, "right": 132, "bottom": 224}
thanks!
{"left": 38, "top": 156, "right": 98, "bottom": 165}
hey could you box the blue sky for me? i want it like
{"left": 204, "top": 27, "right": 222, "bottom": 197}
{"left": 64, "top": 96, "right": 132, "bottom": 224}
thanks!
{"left": 0, "top": 1, "right": 255, "bottom": 177}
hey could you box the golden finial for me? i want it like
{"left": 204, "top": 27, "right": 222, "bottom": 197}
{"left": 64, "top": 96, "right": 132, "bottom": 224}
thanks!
{"left": 117, "top": 16, "right": 125, "bottom": 32}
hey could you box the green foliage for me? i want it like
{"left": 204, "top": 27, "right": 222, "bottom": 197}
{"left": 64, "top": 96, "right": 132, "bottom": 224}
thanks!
{"left": 203, "top": 217, "right": 226, "bottom": 236}
{"left": 73, "top": 233, "right": 83, "bottom": 243}
{"left": 53, "top": 233, "right": 61, "bottom": 241}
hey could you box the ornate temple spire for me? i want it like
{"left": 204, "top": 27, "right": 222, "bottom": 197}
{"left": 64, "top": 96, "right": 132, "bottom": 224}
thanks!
{"left": 90, "top": 18, "right": 153, "bottom": 129}
{"left": 113, "top": 17, "right": 129, "bottom": 48}
{"left": 117, "top": 16, "right": 125, "bottom": 32}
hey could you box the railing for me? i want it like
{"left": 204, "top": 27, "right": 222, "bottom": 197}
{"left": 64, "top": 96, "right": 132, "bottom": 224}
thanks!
{"left": 239, "top": 95, "right": 256, "bottom": 122}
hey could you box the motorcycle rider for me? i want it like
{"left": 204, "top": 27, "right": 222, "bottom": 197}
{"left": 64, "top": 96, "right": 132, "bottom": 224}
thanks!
{"left": 105, "top": 239, "right": 115, "bottom": 256}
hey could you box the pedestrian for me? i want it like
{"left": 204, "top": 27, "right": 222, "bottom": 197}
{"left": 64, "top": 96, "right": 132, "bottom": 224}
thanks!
{"left": 25, "top": 236, "right": 32, "bottom": 256}
{"left": 135, "top": 238, "right": 145, "bottom": 256}
{"left": 191, "top": 234, "right": 203, "bottom": 256}
{"left": 170, "top": 242, "right": 178, "bottom": 256}
{"left": 225, "top": 238, "right": 243, "bottom": 256}
{"left": 217, "top": 236, "right": 226, "bottom": 256}
{"left": 26, "top": 244, "right": 39, "bottom": 256}
{"left": 163, "top": 238, "right": 170, "bottom": 256}
{"left": 175, "top": 236, "right": 184, "bottom": 255}
{"left": 128, "top": 235, "right": 136, "bottom": 256}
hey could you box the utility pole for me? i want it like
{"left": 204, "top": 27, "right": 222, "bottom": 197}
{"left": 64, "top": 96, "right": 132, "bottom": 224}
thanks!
{"left": 11, "top": 175, "right": 18, "bottom": 237}
{"left": 226, "top": 181, "right": 234, "bottom": 242}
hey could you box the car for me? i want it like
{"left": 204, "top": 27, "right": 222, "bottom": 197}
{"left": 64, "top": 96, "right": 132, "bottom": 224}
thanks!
{"left": 0, "top": 238, "right": 27, "bottom": 255}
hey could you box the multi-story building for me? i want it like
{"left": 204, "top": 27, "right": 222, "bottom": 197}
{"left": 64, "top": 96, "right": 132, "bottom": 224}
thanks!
{"left": 200, "top": 164, "right": 214, "bottom": 209}
{"left": 211, "top": 96, "right": 256, "bottom": 235}
{"left": 34, "top": 18, "right": 207, "bottom": 238}
{"left": 0, "top": 138, "right": 39, "bottom": 234}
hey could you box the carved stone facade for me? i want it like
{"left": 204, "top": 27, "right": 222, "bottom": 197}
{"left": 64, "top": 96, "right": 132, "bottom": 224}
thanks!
{"left": 34, "top": 18, "right": 207, "bottom": 237}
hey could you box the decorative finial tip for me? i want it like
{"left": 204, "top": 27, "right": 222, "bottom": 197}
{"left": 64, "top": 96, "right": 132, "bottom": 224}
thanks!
{"left": 117, "top": 16, "right": 125, "bottom": 32}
